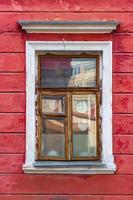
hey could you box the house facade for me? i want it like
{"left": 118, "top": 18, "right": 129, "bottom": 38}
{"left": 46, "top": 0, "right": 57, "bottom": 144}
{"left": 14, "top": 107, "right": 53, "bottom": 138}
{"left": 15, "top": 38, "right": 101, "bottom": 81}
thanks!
{"left": 0, "top": 1, "right": 133, "bottom": 200}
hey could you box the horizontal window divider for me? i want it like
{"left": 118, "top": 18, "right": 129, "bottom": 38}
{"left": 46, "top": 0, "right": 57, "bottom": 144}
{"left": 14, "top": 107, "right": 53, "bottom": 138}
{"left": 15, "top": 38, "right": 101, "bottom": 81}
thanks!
{"left": 38, "top": 88, "right": 100, "bottom": 92}
{"left": 41, "top": 113, "right": 66, "bottom": 117}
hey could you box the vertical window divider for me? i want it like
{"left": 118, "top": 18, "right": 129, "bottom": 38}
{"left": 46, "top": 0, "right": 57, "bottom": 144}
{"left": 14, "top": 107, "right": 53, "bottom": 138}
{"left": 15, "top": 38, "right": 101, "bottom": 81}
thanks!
{"left": 67, "top": 91, "right": 72, "bottom": 160}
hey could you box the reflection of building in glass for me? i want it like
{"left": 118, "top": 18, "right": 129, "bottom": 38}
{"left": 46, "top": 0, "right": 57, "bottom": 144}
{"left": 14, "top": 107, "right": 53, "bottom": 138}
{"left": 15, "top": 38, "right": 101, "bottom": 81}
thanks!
{"left": 41, "top": 57, "right": 96, "bottom": 88}
{"left": 72, "top": 95, "right": 96, "bottom": 157}
{"left": 69, "top": 58, "right": 96, "bottom": 87}
{"left": 40, "top": 57, "right": 97, "bottom": 157}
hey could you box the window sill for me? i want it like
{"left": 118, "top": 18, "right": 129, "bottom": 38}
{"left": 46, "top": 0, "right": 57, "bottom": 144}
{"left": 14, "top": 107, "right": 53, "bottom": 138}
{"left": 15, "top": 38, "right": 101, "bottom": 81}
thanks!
{"left": 23, "top": 161, "right": 116, "bottom": 174}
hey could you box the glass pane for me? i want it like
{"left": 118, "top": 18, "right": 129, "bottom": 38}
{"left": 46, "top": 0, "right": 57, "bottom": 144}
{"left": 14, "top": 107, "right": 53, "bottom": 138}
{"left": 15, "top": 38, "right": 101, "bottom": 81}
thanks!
{"left": 41, "top": 117, "right": 65, "bottom": 158}
{"left": 40, "top": 57, "right": 96, "bottom": 88}
{"left": 72, "top": 94, "right": 97, "bottom": 158}
{"left": 42, "top": 96, "right": 65, "bottom": 114}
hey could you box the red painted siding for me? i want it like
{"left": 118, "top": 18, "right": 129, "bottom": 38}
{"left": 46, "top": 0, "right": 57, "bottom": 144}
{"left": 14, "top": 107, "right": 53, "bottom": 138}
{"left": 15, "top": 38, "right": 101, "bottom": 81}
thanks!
{"left": 0, "top": 0, "right": 133, "bottom": 199}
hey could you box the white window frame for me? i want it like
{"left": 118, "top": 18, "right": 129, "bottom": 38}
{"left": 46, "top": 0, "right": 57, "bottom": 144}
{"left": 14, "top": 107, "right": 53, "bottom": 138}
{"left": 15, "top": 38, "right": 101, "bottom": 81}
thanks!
{"left": 23, "top": 41, "right": 116, "bottom": 174}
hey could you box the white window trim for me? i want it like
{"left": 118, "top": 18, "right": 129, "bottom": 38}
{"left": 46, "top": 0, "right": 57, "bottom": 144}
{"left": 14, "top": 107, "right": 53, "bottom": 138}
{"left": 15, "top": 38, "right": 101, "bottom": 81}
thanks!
{"left": 24, "top": 41, "right": 116, "bottom": 174}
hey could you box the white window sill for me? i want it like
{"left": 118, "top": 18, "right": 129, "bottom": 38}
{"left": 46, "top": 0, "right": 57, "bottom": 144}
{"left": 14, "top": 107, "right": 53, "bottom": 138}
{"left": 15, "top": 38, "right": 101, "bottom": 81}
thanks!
{"left": 23, "top": 162, "right": 116, "bottom": 174}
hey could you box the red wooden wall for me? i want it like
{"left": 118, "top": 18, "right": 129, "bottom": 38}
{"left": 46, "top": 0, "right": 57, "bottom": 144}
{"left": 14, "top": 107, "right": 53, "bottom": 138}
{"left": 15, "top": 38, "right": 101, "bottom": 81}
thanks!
{"left": 0, "top": 0, "right": 133, "bottom": 199}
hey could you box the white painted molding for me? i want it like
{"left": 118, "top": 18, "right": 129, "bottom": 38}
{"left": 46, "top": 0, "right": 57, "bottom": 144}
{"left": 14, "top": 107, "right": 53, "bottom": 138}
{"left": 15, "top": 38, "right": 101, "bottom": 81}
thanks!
{"left": 24, "top": 41, "right": 116, "bottom": 174}
{"left": 18, "top": 20, "right": 119, "bottom": 33}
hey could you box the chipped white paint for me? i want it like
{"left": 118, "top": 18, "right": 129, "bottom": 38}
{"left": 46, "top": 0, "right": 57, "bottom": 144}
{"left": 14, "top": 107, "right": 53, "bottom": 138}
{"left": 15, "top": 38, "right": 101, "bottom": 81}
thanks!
{"left": 24, "top": 41, "right": 116, "bottom": 174}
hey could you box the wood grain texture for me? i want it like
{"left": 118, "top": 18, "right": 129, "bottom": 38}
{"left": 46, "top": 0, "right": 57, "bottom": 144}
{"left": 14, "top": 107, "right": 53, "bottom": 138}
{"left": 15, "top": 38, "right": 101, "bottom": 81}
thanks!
{"left": 0, "top": 114, "right": 25, "bottom": 132}
{"left": 0, "top": 93, "right": 25, "bottom": 112}
{"left": 0, "top": 0, "right": 133, "bottom": 11}
{"left": 113, "top": 94, "right": 133, "bottom": 113}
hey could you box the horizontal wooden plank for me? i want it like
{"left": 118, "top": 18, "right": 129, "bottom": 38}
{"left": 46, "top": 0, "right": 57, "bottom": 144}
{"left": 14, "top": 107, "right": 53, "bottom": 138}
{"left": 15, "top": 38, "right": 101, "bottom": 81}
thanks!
{"left": 0, "top": 73, "right": 25, "bottom": 92}
{"left": 113, "top": 135, "right": 133, "bottom": 154}
{"left": 27, "top": 33, "right": 112, "bottom": 42}
{"left": 0, "top": 0, "right": 133, "bottom": 11}
{"left": 0, "top": 93, "right": 25, "bottom": 112}
{"left": 0, "top": 175, "right": 133, "bottom": 194}
{"left": 115, "top": 155, "right": 133, "bottom": 174}
{"left": 113, "top": 34, "right": 133, "bottom": 52}
{"left": 0, "top": 13, "right": 133, "bottom": 33}
{"left": 113, "top": 74, "right": 133, "bottom": 93}
{"left": 0, "top": 34, "right": 25, "bottom": 53}
{"left": 113, "top": 94, "right": 133, "bottom": 113}
{"left": 0, "top": 53, "right": 25, "bottom": 72}
{"left": 1, "top": 154, "right": 133, "bottom": 175}
{"left": 0, "top": 154, "right": 133, "bottom": 175}
{"left": 113, "top": 54, "right": 133, "bottom": 72}
{"left": 0, "top": 33, "right": 132, "bottom": 53}
{"left": 0, "top": 114, "right": 25, "bottom": 132}
{"left": 0, "top": 154, "right": 24, "bottom": 173}
{"left": 0, "top": 195, "right": 133, "bottom": 200}
{"left": 0, "top": 33, "right": 111, "bottom": 52}
{"left": 0, "top": 134, "right": 25, "bottom": 153}
{"left": 113, "top": 114, "right": 133, "bottom": 134}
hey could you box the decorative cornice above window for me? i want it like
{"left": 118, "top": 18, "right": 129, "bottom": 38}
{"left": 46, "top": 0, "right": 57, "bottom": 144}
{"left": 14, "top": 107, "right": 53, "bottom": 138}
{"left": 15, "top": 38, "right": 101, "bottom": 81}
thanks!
{"left": 18, "top": 20, "right": 119, "bottom": 34}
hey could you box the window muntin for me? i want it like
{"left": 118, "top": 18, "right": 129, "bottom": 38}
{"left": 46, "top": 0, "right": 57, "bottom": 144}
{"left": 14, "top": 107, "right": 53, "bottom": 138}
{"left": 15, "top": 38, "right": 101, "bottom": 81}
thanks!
{"left": 37, "top": 54, "right": 100, "bottom": 161}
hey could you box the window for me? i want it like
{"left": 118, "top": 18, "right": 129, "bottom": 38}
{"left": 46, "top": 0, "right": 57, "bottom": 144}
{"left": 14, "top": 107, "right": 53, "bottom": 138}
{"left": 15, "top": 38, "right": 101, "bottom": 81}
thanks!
{"left": 24, "top": 41, "right": 116, "bottom": 174}
{"left": 37, "top": 55, "right": 100, "bottom": 161}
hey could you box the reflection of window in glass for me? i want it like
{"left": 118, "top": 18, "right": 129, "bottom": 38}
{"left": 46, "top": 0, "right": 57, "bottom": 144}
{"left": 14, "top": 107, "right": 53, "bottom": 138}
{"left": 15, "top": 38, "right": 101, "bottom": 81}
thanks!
{"left": 37, "top": 54, "right": 100, "bottom": 161}
{"left": 72, "top": 66, "right": 80, "bottom": 75}
{"left": 40, "top": 56, "right": 97, "bottom": 88}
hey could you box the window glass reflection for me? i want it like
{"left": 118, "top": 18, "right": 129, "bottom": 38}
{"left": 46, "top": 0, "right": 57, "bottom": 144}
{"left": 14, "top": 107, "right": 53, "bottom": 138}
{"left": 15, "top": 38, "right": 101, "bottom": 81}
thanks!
{"left": 41, "top": 118, "right": 65, "bottom": 158}
{"left": 40, "top": 57, "right": 96, "bottom": 88}
{"left": 42, "top": 96, "right": 65, "bottom": 114}
{"left": 72, "top": 94, "right": 97, "bottom": 158}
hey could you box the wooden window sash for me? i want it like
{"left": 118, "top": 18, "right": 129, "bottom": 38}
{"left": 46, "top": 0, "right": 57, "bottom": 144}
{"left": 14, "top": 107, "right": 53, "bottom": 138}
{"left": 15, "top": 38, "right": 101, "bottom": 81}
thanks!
{"left": 37, "top": 54, "right": 101, "bottom": 161}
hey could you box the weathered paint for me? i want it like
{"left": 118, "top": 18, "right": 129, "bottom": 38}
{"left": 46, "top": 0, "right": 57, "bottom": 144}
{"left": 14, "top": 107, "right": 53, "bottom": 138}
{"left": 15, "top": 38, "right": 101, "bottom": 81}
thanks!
{"left": 0, "top": 174, "right": 133, "bottom": 194}
{"left": 114, "top": 135, "right": 133, "bottom": 153}
{"left": 0, "top": 53, "right": 25, "bottom": 72}
{"left": 0, "top": 0, "right": 133, "bottom": 11}
{"left": 113, "top": 94, "right": 133, "bottom": 113}
{"left": 113, "top": 115, "right": 133, "bottom": 134}
{"left": 0, "top": 13, "right": 133, "bottom": 33}
{"left": 0, "top": 0, "right": 133, "bottom": 199}
{"left": 0, "top": 114, "right": 25, "bottom": 132}
{"left": 115, "top": 155, "right": 133, "bottom": 174}
{"left": 0, "top": 134, "right": 25, "bottom": 153}
{"left": 0, "top": 93, "right": 25, "bottom": 112}
{"left": 0, "top": 73, "right": 25, "bottom": 92}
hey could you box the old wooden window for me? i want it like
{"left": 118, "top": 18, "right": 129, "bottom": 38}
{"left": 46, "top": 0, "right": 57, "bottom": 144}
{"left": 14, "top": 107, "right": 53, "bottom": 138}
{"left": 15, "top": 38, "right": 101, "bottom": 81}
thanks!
{"left": 37, "top": 54, "right": 101, "bottom": 161}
